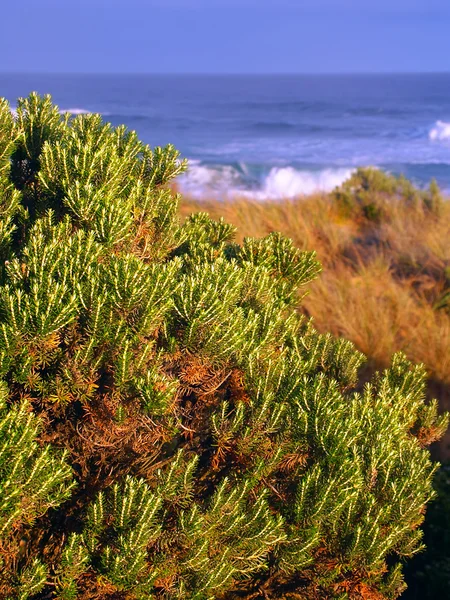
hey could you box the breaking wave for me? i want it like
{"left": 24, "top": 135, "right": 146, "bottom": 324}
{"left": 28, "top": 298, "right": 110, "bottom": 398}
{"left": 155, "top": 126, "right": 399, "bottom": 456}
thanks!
{"left": 59, "top": 107, "right": 92, "bottom": 115}
{"left": 247, "top": 166, "right": 355, "bottom": 200}
{"left": 429, "top": 121, "right": 450, "bottom": 141}
{"left": 178, "top": 162, "right": 354, "bottom": 200}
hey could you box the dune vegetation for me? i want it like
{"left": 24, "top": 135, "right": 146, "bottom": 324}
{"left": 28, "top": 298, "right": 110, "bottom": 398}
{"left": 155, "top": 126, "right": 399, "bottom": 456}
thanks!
{"left": 181, "top": 168, "right": 450, "bottom": 458}
{"left": 0, "top": 95, "right": 447, "bottom": 599}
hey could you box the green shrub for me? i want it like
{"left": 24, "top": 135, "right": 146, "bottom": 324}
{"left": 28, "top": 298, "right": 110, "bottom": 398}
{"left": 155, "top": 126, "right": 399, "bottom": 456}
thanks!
{"left": 0, "top": 94, "right": 447, "bottom": 600}
{"left": 333, "top": 168, "right": 445, "bottom": 221}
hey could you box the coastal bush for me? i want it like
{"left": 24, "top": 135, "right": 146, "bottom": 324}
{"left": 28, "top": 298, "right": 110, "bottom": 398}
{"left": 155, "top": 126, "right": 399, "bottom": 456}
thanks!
{"left": 0, "top": 94, "right": 447, "bottom": 600}
{"left": 333, "top": 168, "right": 444, "bottom": 222}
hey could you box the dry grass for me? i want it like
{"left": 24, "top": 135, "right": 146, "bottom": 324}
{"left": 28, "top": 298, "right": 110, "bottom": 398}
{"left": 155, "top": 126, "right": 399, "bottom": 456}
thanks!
{"left": 179, "top": 172, "right": 450, "bottom": 455}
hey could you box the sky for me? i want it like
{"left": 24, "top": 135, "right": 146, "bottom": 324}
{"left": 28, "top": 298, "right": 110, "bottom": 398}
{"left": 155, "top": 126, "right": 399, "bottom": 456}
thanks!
{"left": 1, "top": 0, "right": 450, "bottom": 74}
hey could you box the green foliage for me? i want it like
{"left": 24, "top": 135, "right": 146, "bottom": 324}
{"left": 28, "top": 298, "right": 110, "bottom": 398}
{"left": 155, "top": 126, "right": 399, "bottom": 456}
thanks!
{"left": 333, "top": 167, "right": 445, "bottom": 221}
{"left": 55, "top": 477, "right": 161, "bottom": 599}
{"left": 0, "top": 390, "right": 74, "bottom": 537}
{"left": 0, "top": 94, "right": 447, "bottom": 600}
{"left": 0, "top": 382, "right": 75, "bottom": 597}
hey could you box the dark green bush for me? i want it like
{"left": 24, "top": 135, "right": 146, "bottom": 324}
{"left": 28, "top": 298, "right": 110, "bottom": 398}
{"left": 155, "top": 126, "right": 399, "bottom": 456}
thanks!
{"left": 0, "top": 95, "right": 447, "bottom": 600}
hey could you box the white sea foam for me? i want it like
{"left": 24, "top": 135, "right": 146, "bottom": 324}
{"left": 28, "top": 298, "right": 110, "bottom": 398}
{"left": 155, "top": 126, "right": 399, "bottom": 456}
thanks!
{"left": 60, "top": 107, "right": 91, "bottom": 115}
{"left": 178, "top": 161, "right": 243, "bottom": 197}
{"left": 246, "top": 166, "right": 354, "bottom": 200}
{"left": 429, "top": 121, "right": 450, "bottom": 141}
{"left": 9, "top": 107, "right": 90, "bottom": 116}
{"left": 10, "top": 106, "right": 104, "bottom": 118}
{"left": 178, "top": 163, "right": 354, "bottom": 200}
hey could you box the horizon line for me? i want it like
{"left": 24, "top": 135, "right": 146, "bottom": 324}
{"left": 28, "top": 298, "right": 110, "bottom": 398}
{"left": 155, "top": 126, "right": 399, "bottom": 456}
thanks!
{"left": 1, "top": 70, "right": 450, "bottom": 77}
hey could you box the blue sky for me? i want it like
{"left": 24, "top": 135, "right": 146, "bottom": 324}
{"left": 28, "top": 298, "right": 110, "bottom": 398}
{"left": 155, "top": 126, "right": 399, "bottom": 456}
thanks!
{"left": 2, "top": 0, "right": 450, "bottom": 73}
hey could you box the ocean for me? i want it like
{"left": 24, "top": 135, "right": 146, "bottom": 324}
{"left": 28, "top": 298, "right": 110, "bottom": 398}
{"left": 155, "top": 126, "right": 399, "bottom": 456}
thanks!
{"left": 2, "top": 73, "right": 450, "bottom": 199}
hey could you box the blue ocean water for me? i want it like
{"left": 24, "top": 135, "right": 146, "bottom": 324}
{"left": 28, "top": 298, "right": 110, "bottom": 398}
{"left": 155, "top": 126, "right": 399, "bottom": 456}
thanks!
{"left": 2, "top": 73, "right": 450, "bottom": 199}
